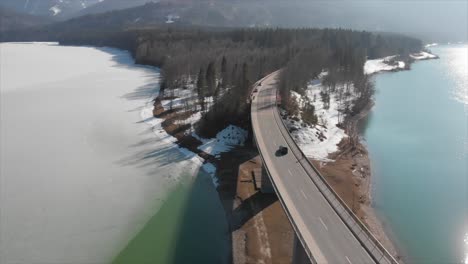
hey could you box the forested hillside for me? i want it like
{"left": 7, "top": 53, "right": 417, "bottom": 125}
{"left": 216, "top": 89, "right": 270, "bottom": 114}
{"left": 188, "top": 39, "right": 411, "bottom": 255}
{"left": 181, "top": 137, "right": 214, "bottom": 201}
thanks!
{"left": 0, "top": 7, "right": 51, "bottom": 31}
{"left": 134, "top": 28, "right": 421, "bottom": 135}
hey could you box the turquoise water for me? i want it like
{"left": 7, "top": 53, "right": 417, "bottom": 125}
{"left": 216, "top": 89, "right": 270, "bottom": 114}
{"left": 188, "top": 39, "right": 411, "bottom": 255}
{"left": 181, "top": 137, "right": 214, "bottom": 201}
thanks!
{"left": 363, "top": 45, "right": 468, "bottom": 263}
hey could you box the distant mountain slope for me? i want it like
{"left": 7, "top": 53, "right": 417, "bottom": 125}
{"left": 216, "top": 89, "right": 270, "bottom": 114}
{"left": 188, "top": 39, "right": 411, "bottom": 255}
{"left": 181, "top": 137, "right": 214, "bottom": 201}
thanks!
{"left": 0, "top": 0, "right": 102, "bottom": 18}
{"left": 71, "top": 0, "right": 158, "bottom": 18}
{"left": 46, "top": 2, "right": 182, "bottom": 32}
{"left": 1, "top": 0, "right": 465, "bottom": 42}
{"left": 0, "top": 7, "right": 51, "bottom": 31}
{"left": 40, "top": 1, "right": 273, "bottom": 32}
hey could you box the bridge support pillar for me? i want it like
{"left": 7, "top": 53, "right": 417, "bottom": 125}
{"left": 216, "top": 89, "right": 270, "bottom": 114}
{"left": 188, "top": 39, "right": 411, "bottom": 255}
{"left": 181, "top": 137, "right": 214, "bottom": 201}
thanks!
{"left": 260, "top": 165, "right": 274, "bottom": 193}
{"left": 292, "top": 233, "right": 312, "bottom": 264}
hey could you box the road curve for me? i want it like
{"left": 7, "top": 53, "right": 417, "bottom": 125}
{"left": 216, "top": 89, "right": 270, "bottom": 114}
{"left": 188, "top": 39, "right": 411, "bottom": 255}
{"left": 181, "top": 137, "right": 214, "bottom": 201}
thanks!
{"left": 251, "top": 71, "right": 395, "bottom": 264}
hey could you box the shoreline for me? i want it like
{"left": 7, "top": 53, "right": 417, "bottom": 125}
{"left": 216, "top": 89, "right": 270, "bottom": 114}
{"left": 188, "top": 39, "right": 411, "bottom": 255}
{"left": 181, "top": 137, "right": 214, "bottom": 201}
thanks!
{"left": 312, "top": 99, "right": 404, "bottom": 261}
{"left": 316, "top": 53, "right": 440, "bottom": 263}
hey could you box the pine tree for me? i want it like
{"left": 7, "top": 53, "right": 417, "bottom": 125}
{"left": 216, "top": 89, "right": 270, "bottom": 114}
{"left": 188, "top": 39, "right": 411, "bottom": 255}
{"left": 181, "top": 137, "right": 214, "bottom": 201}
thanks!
{"left": 197, "top": 67, "right": 206, "bottom": 112}
{"left": 206, "top": 61, "right": 216, "bottom": 96}
{"left": 241, "top": 62, "right": 250, "bottom": 98}
{"left": 221, "top": 56, "right": 228, "bottom": 88}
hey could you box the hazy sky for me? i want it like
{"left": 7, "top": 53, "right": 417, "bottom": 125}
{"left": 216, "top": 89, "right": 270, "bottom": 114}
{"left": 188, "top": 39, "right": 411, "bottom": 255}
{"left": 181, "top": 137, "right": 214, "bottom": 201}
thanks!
{"left": 266, "top": 0, "right": 467, "bottom": 42}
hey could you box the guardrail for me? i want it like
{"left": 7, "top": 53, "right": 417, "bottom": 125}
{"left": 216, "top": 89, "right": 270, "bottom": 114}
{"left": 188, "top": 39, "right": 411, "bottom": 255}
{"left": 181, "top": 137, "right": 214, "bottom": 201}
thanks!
{"left": 251, "top": 130, "right": 317, "bottom": 264}
{"left": 271, "top": 90, "right": 399, "bottom": 264}
{"left": 251, "top": 71, "right": 317, "bottom": 263}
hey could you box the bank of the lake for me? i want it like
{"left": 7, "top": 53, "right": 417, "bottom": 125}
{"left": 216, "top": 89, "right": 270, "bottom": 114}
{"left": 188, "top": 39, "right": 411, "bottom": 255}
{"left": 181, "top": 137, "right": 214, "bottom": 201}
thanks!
{"left": 361, "top": 44, "right": 468, "bottom": 263}
{"left": 0, "top": 43, "right": 229, "bottom": 264}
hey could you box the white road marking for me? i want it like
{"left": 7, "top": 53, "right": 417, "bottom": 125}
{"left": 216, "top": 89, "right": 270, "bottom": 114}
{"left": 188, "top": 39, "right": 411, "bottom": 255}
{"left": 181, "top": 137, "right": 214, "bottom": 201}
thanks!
{"left": 288, "top": 170, "right": 293, "bottom": 176}
{"left": 345, "top": 256, "right": 353, "bottom": 264}
{"left": 318, "top": 217, "right": 328, "bottom": 231}
{"left": 300, "top": 189, "right": 307, "bottom": 200}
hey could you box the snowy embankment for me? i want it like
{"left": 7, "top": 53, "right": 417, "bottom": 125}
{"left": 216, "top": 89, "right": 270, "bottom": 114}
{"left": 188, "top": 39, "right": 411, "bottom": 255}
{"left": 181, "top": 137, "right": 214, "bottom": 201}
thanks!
{"left": 364, "top": 55, "right": 406, "bottom": 75}
{"left": 425, "top": 43, "right": 438, "bottom": 48}
{"left": 283, "top": 77, "right": 348, "bottom": 162}
{"left": 157, "top": 87, "right": 248, "bottom": 186}
{"left": 410, "top": 51, "right": 438, "bottom": 60}
{"left": 365, "top": 50, "right": 438, "bottom": 74}
{"left": 192, "top": 125, "right": 248, "bottom": 157}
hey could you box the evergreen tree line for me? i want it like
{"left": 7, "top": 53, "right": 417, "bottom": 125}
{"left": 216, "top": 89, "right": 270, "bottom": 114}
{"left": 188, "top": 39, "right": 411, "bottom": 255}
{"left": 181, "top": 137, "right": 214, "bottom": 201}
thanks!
{"left": 128, "top": 27, "right": 421, "bottom": 136}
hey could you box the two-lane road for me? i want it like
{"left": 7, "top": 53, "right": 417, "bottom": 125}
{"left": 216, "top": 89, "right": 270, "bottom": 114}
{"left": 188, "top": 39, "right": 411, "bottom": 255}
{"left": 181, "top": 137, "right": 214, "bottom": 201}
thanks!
{"left": 251, "top": 72, "right": 376, "bottom": 264}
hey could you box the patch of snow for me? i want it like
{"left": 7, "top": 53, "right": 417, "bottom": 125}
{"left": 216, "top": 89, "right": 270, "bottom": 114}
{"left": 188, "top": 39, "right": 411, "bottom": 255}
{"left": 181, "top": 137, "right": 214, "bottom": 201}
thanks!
{"left": 195, "top": 125, "right": 248, "bottom": 156}
{"left": 410, "top": 51, "right": 438, "bottom": 60}
{"left": 176, "top": 111, "right": 202, "bottom": 126}
{"left": 161, "top": 87, "right": 197, "bottom": 111}
{"left": 49, "top": 5, "right": 61, "bottom": 16}
{"left": 425, "top": 43, "right": 438, "bottom": 48}
{"left": 364, "top": 55, "right": 405, "bottom": 75}
{"left": 283, "top": 77, "right": 349, "bottom": 161}
{"left": 166, "top": 14, "right": 180, "bottom": 24}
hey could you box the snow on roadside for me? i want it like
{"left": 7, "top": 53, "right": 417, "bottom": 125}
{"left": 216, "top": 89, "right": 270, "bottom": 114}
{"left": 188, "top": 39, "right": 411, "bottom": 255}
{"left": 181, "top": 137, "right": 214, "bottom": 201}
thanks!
{"left": 364, "top": 55, "right": 406, "bottom": 75}
{"left": 283, "top": 79, "right": 348, "bottom": 162}
{"left": 193, "top": 125, "right": 248, "bottom": 157}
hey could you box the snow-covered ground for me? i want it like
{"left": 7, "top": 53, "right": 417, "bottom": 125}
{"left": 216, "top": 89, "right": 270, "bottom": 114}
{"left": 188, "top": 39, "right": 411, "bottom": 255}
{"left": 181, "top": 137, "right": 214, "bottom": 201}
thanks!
{"left": 49, "top": 5, "right": 62, "bottom": 15}
{"left": 166, "top": 14, "right": 180, "bottom": 24}
{"left": 0, "top": 43, "right": 218, "bottom": 263}
{"left": 193, "top": 125, "right": 248, "bottom": 157}
{"left": 161, "top": 87, "right": 248, "bottom": 158}
{"left": 425, "top": 43, "right": 438, "bottom": 48}
{"left": 283, "top": 77, "right": 349, "bottom": 162}
{"left": 159, "top": 84, "right": 248, "bottom": 184}
{"left": 364, "top": 55, "right": 406, "bottom": 75}
{"left": 410, "top": 51, "right": 438, "bottom": 60}
{"left": 365, "top": 50, "right": 438, "bottom": 75}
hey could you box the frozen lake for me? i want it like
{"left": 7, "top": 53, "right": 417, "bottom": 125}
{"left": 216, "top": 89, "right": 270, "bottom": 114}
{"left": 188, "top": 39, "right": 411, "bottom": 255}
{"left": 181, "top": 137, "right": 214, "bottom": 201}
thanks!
{"left": 0, "top": 43, "right": 228, "bottom": 264}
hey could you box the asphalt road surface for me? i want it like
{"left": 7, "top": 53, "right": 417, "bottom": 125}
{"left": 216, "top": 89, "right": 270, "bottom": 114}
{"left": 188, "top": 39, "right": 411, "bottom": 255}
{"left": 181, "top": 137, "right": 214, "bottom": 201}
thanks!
{"left": 251, "top": 72, "right": 377, "bottom": 264}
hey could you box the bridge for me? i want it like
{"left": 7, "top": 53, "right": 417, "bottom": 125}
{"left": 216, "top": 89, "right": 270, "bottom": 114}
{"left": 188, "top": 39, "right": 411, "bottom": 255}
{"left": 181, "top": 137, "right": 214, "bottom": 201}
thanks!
{"left": 250, "top": 71, "right": 399, "bottom": 264}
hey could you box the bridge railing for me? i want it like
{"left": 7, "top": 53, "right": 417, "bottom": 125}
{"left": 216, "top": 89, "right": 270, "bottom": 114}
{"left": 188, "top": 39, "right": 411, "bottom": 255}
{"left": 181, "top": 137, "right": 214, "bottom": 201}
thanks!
{"left": 251, "top": 133, "right": 318, "bottom": 264}
{"left": 271, "top": 89, "right": 399, "bottom": 264}
{"left": 250, "top": 70, "right": 318, "bottom": 263}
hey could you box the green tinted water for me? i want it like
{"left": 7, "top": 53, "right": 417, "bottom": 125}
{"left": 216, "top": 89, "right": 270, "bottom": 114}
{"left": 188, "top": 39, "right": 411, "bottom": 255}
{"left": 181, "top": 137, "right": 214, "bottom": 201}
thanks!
{"left": 363, "top": 45, "right": 467, "bottom": 263}
{"left": 113, "top": 172, "right": 229, "bottom": 264}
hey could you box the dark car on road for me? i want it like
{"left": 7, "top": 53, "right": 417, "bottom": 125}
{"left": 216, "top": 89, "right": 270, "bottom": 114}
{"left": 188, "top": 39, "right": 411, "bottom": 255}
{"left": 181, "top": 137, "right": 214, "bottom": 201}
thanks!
{"left": 276, "top": 145, "right": 288, "bottom": 156}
